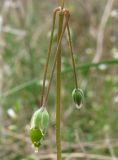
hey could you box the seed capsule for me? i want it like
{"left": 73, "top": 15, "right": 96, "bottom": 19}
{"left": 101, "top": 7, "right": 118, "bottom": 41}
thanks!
{"left": 72, "top": 88, "right": 84, "bottom": 108}
{"left": 30, "top": 128, "right": 43, "bottom": 148}
{"left": 30, "top": 106, "right": 49, "bottom": 148}
{"left": 30, "top": 106, "right": 49, "bottom": 131}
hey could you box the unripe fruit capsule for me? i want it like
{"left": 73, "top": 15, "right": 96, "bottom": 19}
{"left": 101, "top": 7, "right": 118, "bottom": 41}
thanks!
{"left": 30, "top": 106, "right": 49, "bottom": 148}
{"left": 30, "top": 106, "right": 49, "bottom": 131}
{"left": 30, "top": 128, "right": 43, "bottom": 148}
{"left": 72, "top": 88, "right": 84, "bottom": 107}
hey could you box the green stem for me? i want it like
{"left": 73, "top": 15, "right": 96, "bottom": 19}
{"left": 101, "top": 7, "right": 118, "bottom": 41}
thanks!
{"left": 56, "top": 11, "right": 64, "bottom": 160}
{"left": 43, "top": 12, "right": 69, "bottom": 106}
{"left": 61, "top": 0, "right": 64, "bottom": 9}
{"left": 40, "top": 11, "right": 56, "bottom": 106}
{"left": 59, "top": 0, "right": 64, "bottom": 8}
{"left": 66, "top": 22, "right": 78, "bottom": 89}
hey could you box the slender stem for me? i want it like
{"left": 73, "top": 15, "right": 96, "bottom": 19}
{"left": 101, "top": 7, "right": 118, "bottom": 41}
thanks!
{"left": 43, "top": 12, "right": 69, "bottom": 106}
{"left": 61, "top": 0, "right": 64, "bottom": 9}
{"left": 66, "top": 21, "right": 78, "bottom": 89}
{"left": 40, "top": 11, "right": 56, "bottom": 106}
{"left": 56, "top": 11, "right": 64, "bottom": 160}
{"left": 59, "top": 0, "right": 64, "bottom": 8}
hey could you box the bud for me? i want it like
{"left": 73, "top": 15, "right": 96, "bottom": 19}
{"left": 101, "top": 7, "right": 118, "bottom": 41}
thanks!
{"left": 30, "top": 106, "right": 49, "bottom": 148}
{"left": 72, "top": 88, "right": 84, "bottom": 108}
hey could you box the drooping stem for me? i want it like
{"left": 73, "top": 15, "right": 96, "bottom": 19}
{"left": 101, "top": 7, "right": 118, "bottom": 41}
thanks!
{"left": 56, "top": 11, "right": 64, "bottom": 160}
{"left": 66, "top": 22, "right": 78, "bottom": 89}
{"left": 43, "top": 12, "right": 69, "bottom": 106}
{"left": 40, "top": 11, "right": 57, "bottom": 106}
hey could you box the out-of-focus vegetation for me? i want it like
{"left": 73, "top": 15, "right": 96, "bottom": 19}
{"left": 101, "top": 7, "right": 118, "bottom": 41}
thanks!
{"left": 0, "top": 0, "right": 118, "bottom": 159}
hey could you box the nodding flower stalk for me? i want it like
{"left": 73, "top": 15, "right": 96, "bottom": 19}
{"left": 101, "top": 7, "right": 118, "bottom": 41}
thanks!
{"left": 29, "top": 1, "right": 84, "bottom": 158}
{"left": 40, "top": 8, "right": 59, "bottom": 107}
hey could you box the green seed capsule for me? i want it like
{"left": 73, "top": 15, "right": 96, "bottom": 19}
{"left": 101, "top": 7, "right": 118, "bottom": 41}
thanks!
{"left": 30, "top": 106, "right": 49, "bottom": 148}
{"left": 72, "top": 88, "right": 84, "bottom": 107}
{"left": 31, "top": 106, "right": 49, "bottom": 131}
{"left": 30, "top": 128, "right": 43, "bottom": 148}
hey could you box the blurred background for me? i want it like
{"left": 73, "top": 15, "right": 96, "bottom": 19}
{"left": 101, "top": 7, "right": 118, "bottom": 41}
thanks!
{"left": 0, "top": 0, "right": 118, "bottom": 159}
